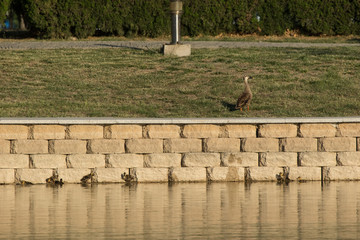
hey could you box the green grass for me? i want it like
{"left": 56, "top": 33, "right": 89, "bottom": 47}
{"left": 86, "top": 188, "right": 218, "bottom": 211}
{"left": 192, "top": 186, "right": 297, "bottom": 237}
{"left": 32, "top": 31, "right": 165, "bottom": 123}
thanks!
{"left": 0, "top": 46, "right": 359, "bottom": 117}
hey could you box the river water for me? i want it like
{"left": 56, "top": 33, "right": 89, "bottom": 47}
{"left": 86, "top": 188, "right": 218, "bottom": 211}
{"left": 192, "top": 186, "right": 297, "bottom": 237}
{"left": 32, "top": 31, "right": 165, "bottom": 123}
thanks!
{"left": 1, "top": 181, "right": 360, "bottom": 239}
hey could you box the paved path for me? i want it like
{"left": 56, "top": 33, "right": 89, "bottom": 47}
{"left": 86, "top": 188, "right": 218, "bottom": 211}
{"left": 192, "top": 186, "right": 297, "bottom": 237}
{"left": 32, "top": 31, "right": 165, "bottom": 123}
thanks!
{"left": 0, "top": 40, "right": 359, "bottom": 50}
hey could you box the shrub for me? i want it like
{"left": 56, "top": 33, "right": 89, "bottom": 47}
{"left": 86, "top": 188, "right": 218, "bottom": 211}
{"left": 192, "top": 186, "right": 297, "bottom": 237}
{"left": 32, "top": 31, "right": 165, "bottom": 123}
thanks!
{"left": 0, "top": 0, "right": 11, "bottom": 26}
{"left": 182, "top": 0, "right": 259, "bottom": 36}
{"left": 5, "top": 0, "right": 360, "bottom": 39}
{"left": 289, "top": 0, "right": 360, "bottom": 35}
{"left": 257, "top": 0, "right": 292, "bottom": 35}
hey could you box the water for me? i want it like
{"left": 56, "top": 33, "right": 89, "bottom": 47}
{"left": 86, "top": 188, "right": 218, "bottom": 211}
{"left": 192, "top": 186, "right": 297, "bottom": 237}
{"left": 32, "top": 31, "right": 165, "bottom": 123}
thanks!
{"left": 1, "top": 182, "right": 360, "bottom": 239}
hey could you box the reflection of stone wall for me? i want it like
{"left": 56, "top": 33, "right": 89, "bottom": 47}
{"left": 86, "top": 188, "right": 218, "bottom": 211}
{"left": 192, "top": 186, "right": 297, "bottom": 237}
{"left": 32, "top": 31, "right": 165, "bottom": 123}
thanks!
{"left": 0, "top": 119, "right": 360, "bottom": 184}
{"left": 0, "top": 182, "right": 359, "bottom": 238}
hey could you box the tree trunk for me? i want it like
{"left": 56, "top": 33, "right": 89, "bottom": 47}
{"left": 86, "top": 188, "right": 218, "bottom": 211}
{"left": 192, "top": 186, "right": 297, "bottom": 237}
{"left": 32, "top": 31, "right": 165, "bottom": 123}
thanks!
{"left": 19, "top": 14, "right": 26, "bottom": 30}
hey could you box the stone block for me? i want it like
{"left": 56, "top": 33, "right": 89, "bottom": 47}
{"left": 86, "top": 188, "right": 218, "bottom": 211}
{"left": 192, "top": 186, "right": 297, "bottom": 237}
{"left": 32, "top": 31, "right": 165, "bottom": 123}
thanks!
{"left": 52, "top": 140, "right": 87, "bottom": 154}
{"left": 246, "top": 167, "right": 283, "bottom": 181}
{"left": 33, "top": 125, "right": 66, "bottom": 139}
{"left": 338, "top": 123, "right": 360, "bottom": 137}
{"left": 221, "top": 152, "right": 258, "bottom": 167}
{"left": 0, "top": 169, "right": 14, "bottom": 184}
{"left": 299, "top": 152, "right": 336, "bottom": 167}
{"left": 58, "top": 168, "right": 91, "bottom": 183}
{"left": 68, "top": 125, "right": 103, "bottom": 139}
{"left": 261, "top": 152, "right": 297, "bottom": 167}
{"left": 15, "top": 140, "right": 48, "bottom": 154}
{"left": 146, "top": 125, "right": 180, "bottom": 138}
{"left": 16, "top": 169, "right": 53, "bottom": 184}
{"left": 68, "top": 154, "right": 105, "bottom": 168}
{"left": 204, "top": 138, "right": 240, "bottom": 152}
{"left": 144, "top": 153, "right": 181, "bottom": 168}
{"left": 111, "top": 125, "right": 143, "bottom": 139}
{"left": 299, "top": 124, "right": 337, "bottom": 137}
{"left": 207, "top": 167, "right": 245, "bottom": 181}
{"left": 324, "top": 166, "right": 360, "bottom": 181}
{"left": 281, "top": 138, "right": 317, "bottom": 152}
{"left": 108, "top": 154, "right": 144, "bottom": 168}
{"left": 182, "top": 153, "right": 220, "bottom": 167}
{"left": 258, "top": 124, "right": 298, "bottom": 138}
{"left": 337, "top": 152, "right": 360, "bottom": 166}
{"left": 89, "top": 139, "right": 125, "bottom": 154}
{"left": 126, "top": 139, "right": 163, "bottom": 153}
{"left": 0, "top": 125, "right": 28, "bottom": 139}
{"left": 135, "top": 168, "right": 169, "bottom": 182}
{"left": 170, "top": 167, "right": 206, "bottom": 182}
{"left": 0, "top": 154, "right": 29, "bottom": 168}
{"left": 163, "top": 44, "right": 191, "bottom": 57}
{"left": 164, "top": 138, "right": 202, "bottom": 153}
{"left": 31, "top": 154, "right": 67, "bottom": 169}
{"left": 182, "top": 124, "right": 220, "bottom": 138}
{"left": 242, "top": 138, "right": 279, "bottom": 152}
{"left": 95, "top": 168, "right": 127, "bottom": 183}
{"left": 225, "top": 124, "right": 257, "bottom": 138}
{"left": 288, "top": 167, "right": 322, "bottom": 181}
{"left": 319, "top": 137, "right": 356, "bottom": 152}
{"left": 0, "top": 140, "right": 10, "bottom": 153}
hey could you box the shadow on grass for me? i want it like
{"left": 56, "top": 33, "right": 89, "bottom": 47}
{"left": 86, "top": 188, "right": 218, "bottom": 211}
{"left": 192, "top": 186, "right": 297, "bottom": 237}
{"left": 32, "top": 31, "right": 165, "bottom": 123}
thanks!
{"left": 0, "top": 30, "right": 34, "bottom": 39}
{"left": 303, "top": 47, "right": 356, "bottom": 56}
{"left": 95, "top": 43, "right": 163, "bottom": 53}
{"left": 221, "top": 101, "right": 238, "bottom": 112}
{"left": 346, "top": 38, "right": 360, "bottom": 43}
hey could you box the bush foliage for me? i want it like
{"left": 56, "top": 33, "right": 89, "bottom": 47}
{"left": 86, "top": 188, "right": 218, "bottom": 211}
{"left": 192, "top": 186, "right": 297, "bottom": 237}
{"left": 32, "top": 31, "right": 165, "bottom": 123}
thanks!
{"left": 0, "top": 0, "right": 11, "bottom": 25}
{"left": 6, "top": 0, "right": 360, "bottom": 38}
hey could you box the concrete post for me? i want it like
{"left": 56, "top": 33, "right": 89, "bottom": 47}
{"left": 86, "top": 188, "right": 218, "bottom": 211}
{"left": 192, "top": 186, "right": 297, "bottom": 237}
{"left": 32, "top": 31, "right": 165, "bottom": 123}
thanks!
{"left": 170, "top": 0, "right": 182, "bottom": 44}
{"left": 163, "top": 0, "right": 191, "bottom": 57}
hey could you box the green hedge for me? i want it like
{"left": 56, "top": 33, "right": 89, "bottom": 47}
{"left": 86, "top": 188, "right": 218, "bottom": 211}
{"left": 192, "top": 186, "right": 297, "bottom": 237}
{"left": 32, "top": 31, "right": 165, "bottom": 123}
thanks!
{"left": 181, "top": 0, "right": 259, "bottom": 36}
{"left": 288, "top": 0, "right": 360, "bottom": 35}
{"left": 9, "top": 0, "right": 360, "bottom": 38}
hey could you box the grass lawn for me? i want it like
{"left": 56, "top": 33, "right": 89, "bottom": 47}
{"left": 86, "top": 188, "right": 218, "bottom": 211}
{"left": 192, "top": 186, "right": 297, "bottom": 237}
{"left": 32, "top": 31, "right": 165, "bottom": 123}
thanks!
{"left": 0, "top": 46, "right": 359, "bottom": 118}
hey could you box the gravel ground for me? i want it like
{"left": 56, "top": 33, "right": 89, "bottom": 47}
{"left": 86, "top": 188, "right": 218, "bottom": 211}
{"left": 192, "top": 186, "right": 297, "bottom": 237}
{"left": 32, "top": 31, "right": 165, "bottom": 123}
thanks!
{"left": 0, "top": 40, "right": 359, "bottom": 50}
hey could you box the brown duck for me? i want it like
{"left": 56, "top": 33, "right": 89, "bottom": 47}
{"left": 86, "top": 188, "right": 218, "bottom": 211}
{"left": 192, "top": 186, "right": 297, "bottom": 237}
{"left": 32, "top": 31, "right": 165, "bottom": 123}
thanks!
{"left": 235, "top": 76, "right": 253, "bottom": 111}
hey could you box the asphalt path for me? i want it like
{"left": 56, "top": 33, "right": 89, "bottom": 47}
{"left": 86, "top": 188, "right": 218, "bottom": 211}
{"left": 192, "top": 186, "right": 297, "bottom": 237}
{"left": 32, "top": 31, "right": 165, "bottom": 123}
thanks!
{"left": 0, "top": 40, "right": 359, "bottom": 50}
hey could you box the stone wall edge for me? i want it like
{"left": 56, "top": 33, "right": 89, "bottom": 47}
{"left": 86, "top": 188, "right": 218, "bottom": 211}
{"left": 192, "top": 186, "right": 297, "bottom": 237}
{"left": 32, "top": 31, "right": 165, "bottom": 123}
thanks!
{"left": 0, "top": 117, "right": 360, "bottom": 125}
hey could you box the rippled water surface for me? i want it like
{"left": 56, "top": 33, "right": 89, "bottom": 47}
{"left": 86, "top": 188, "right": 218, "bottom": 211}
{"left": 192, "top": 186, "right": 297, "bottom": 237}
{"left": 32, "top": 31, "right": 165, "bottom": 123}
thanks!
{"left": 1, "top": 182, "right": 360, "bottom": 239}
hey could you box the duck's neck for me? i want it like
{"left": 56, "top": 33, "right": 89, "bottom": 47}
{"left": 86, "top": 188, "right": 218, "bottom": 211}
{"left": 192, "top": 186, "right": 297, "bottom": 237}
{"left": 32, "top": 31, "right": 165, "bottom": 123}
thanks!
{"left": 244, "top": 79, "right": 251, "bottom": 93}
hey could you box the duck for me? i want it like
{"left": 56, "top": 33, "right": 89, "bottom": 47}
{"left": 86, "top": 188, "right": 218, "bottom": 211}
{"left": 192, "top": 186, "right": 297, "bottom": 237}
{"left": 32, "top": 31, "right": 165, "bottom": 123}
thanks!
{"left": 276, "top": 172, "right": 290, "bottom": 184}
{"left": 235, "top": 76, "right": 253, "bottom": 111}
{"left": 121, "top": 172, "right": 135, "bottom": 183}
{"left": 46, "top": 176, "right": 64, "bottom": 186}
{"left": 55, "top": 179, "right": 64, "bottom": 185}
{"left": 81, "top": 173, "right": 93, "bottom": 184}
{"left": 276, "top": 172, "right": 284, "bottom": 182}
{"left": 46, "top": 176, "right": 56, "bottom": 184}
{"left": 297, "top": 177, "right": 306, "bottom": 183}
{"left": 19, "top": 180, "right": 33, "bottom": 185}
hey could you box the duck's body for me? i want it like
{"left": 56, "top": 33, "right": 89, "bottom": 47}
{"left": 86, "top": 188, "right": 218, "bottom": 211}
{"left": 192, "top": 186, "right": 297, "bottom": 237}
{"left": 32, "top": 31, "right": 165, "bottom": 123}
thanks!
{"left": 19, "top": 180, "right": 33, "bottom": 185}
{"left": 46, "top": 176, "right": 55, "bottom": 184}
{"left": 46, "top": 176, "right": 64, "bottom": 186}
{"left": 81, "top": 173, "right": 93, "bottom": 184}
{"left": 276, "top": 172, "right": 290, "bottom": 184}
{"left": 235, "top": 76, "right": 253, "bottom": 111}
{"left": 54, "top": 179, "right": 64, "bottom": 185}
{"left": 121, "top": 172, "right": 135, "bottom": 183}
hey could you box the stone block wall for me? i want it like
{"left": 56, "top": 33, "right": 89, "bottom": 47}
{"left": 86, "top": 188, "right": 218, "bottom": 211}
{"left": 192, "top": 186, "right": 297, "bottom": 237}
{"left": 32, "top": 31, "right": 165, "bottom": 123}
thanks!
{"left": 0, "top": 119, "right": 360, "bottom": 184}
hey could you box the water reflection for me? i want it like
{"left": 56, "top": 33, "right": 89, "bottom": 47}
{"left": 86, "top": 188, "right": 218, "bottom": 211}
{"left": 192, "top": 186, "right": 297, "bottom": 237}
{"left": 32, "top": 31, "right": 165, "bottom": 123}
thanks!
{"left": 1, "top": 182, "right": 360, "bottom": 239}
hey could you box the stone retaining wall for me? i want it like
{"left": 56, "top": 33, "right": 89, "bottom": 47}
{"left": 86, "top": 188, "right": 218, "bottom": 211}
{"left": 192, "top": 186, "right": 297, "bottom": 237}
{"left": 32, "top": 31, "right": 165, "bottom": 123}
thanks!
{"left": 0, "top": 118, "right": 360, "bottom": 184}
